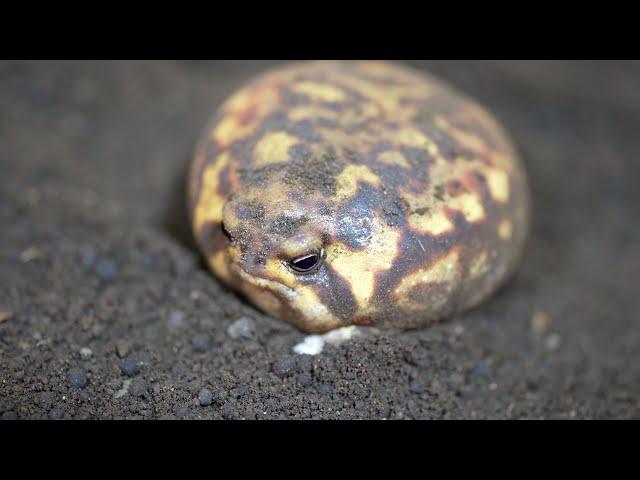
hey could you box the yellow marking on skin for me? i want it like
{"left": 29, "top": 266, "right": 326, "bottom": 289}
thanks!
{"left": 378, "top": 151, "right": 411, "bottom": 168}
{"left": 253, "top": 131, "right": 299, "bottom": 167}
{"left": 404, "top": 189, "right": 484, "bottom": 236}
{"left": 424, "top": 136, "right": 440, "bottom": 157}
{"left": 485, "top": 168, "right": 510, "bottom": 203}
{"left": 408, "top": 209, "right": 455, "bottom": 236}
{"left": 335, "top": 165, "right": 381, "bottom": 201}
{"left": 213, "top": 84, "right": 280, "bottom": 147}
{"left": 469, "top": 251, "right": 489, "bottom": 279}
{"left": 498, "top": 219, "right": 513, "bottom": 240}
{"left": 193, "top": 152, "right": 230, "bottom": 232}
{"left": 402, "top": 156, "right": 490, "bottom": 236}
{"left": 292, "top": 81, "right": 347, "bottom": 103}
{"left": 393, "top": 127, "right": 430, "bottom": 148}
{"left": 208, "top": 247, "right": 235, "bottom": 285}
{"left": 355, "top": 61, "right": 403, "bottom": 79}
{"left": 435, "top": 115, "right": 486, "bottom": 153}
{"left": 221, "top": 87, "right": 253, "bottom": 113}
{"left": 449, "top": 192, "right": 485, "bottom": 223}
{"left": 241, "top": 282, "right": 282, "bottom": 317}
{"left": 435, "top": 114, "right": 515, "bottom": 180}
{"left": 326, "top": 217, "right": 401, "bottom": 311}
{"left": 394, "top": 248, "right": 460, "bottom": 310}
{"left": 332, "top": 71, "right": 430, "bottom": 117}
{"left": 288, "top": 106, "right": 339, "bottom": 122}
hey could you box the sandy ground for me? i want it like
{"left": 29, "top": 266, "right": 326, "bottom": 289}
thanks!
{"left": 0, "top": 60, "right": 638, "bottom": 419}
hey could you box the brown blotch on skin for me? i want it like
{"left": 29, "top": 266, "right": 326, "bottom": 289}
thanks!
{"left": 268, "top": 214, "right": 309, "bottom": 238}
{"left": 235, "top": 200, "right": 266, "bottom": 224}
{"left": 282, "top": 149, "right": 343, "bottom": 195}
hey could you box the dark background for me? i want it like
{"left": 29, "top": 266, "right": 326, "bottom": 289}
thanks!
{"left": 0, "top": 61, "right": 638, "bottom": 419}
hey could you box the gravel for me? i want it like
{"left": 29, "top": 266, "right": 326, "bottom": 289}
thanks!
{"left": 297, "top": 374, "right": 312, "bottom": 387}
{"left": 410, "top": 379, "right": 427, "bottom": 395}
{"left": 48, "top": 408, "right": 65, "bottom": 420}
{"left": 227, "top": 317, "right": 255, "bottom": 340}
{"left": 95, "top": 258, "right": 118, "bottom": 280}
{"left": 273, "top": 356, "right": 296, "bottom": 378}
{"left": 79, "top": 347, "right": 93, "bottom": 359}
{"left": 120, "top": 356, "right": 140, "bottom": 377}
{"left": 130, "top": 378, "right": 147, "bottom": 397}
{"left": 67, "top": 368, "right": 87, "bottom": 389}
{"left": 198, "top": 388, "right": 213, "bottom": 406}
{"left": 191, "top": 334, "right": 209, "bottom": 352}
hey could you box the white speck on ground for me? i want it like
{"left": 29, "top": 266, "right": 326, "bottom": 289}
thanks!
{"left": 20, "top": 247, "right": 41, "bottom": 263}
{"left": 545, "top": 333, "right": 561, "bottom": 350}
{"left": 79, "top": 347, "right": 93, "bottom": 359}
{"left": 227, "top": 317, "right": 255, "bottom": 340}
{"left": 293, "top": 326, "right": 365, "bottom": 355}
{"left": 114, "top": 379, "right": 132, "bottom": 399}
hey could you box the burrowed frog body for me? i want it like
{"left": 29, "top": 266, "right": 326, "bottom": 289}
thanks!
{"left": 188, "top": 61, "right": 529, "bottom": 333}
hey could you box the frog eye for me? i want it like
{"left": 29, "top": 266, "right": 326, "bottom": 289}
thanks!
{"left": 221, "top": 222, "right": 232, "bottom": 242}
{"left": 287, "top": 249, "right": 325, "bottom": 274}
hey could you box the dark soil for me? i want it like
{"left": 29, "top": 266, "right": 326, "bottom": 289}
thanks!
{"left": 1, "top": 61, "right": 638, "bottom": 419}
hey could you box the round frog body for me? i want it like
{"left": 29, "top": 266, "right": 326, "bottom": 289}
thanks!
{"left": 188, "top": 61, "right": 530, "bottom": 333}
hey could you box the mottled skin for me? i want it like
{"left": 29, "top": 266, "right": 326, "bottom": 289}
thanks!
{"left": 188, "top": 61, "right": 530, "bottom": 333}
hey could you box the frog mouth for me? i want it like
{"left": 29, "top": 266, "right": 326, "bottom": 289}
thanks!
{"left": 232, "top": 264, "right": 342, "bottom": 333}
{"left": 234, "top": 265, "right": 295, "bottom": 298}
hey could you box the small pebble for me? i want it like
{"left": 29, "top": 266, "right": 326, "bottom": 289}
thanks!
{"left": 473, "top": 361, "right": 490, "bottom": 377}
{"left": 175, "top": 406, "right": 190, "bottom": 418}
{"left": 233, "top": 386, "right": 247, "bottom": 398}
{"left": 222, "top": 402, "right": 234, "bottom": 419}
{"left": 140, "top": 253, "right": 157, "bottom": 270}
{"left": 273, "top": 356, "right": 295, "bottom": 378}
{"left": 344, "top": 371, "right": 357, "bottom": 381}
{"left": 39, "top": 391, "right": 54, "bottom": 409}
{"left": 130, "top": 378, "right": 147, "bottom": 397}
{"left": 20, "top": 247, "right": 41, "bottom": 263}
{"left": 67, "top": 367, "right": 87, "bottom": 389}
{"left": 81, "top": 247, "right": 96, "bottom": 269}
{"left": 115, "top": 340, "right": 130, "bottom": 358}
{"left": 95, "top": 258, "right": 118, "bottom": 280}
{"left": 531, "top": 311, "right": 552, "bottom": 333}
{"left": 192, "top": 334, "right": 209, "bottom": 352}
{"left": 172, "top": 257, "right": 193, "bottom": 278}
{"left": 318, "top": 383, "right": 333, "bottom": 395}
{"left": 227, "top": 317, "right": 255, "bottom": 340}
{"left": 296, "top": 354, "right": 313, "bottom": 373}
{"left": 48, "top": 407, "right": 65, "bottom": 420}
{"left": 167, "top": 310, "right": 185, "bottom": 327}
{"left": 198, "top": 388, "right": 213, "bottom": 406}
{"left": 79, "top": 347, "right": 93, "bottom": 359}
{"left": 545, "top": 333, "right": 561, "bottom": 351}
{"left": 114, "top": 379, "right": 132, "bottom": 399}
{"left": 120, "top": 356, "right": 140, "bottom": 377}
{"left": 297, "top": 374, "right": 312, "bottom": 387}
{"left": 210, "top": 386, "right": 227, "bottom": 406}
{"left": 410, "top": 379, "right": 426, "bottom": 394}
